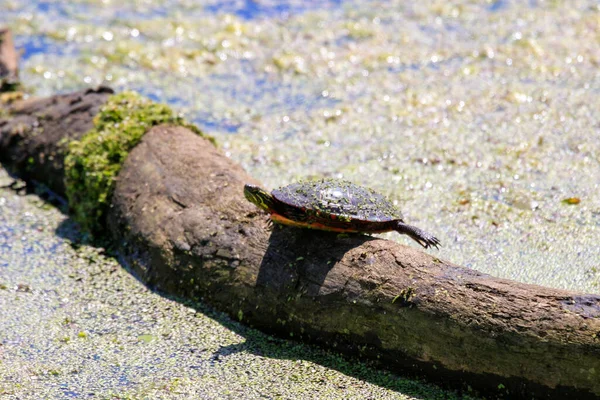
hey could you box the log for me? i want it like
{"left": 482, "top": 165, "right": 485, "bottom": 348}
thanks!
{"left": 1, "top": 89, "right": 599, "bottom": 400}
{"left": 0, "top": 86, "right": 114, "bottom": 193}
{"left": 0, "top": 28, "right": 20, "bottom": 92}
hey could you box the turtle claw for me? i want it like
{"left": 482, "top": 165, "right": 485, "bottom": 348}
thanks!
{"left": 422, "top": 236, "right": 441, "bottom": 250}
{"left": 396, "top": 222, "right": 441, "bottom": 250}
{"left": 266, "top": 218, "right": 274, "bottom": 230}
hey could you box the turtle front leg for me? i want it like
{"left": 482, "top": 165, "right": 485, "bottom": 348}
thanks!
{"left": 395, "top": 222, "right": 441, "bottom": 249}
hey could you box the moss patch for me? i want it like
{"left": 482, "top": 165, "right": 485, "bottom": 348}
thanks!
{"left": 0, "top": 81, "right": 21, "bottom": 94}
{"left": 64, "top": 91, "right": 211, "bottom": 235}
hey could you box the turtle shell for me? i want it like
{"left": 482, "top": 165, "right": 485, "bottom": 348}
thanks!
{"left": 272, "top": 179, "right": 403, "bottom": 222}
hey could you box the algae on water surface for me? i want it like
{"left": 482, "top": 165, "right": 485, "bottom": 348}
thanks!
{"left": 0, "top": 166, "right": 460, "bottom": 399}
{"left": 4, "top": 0, "right": 597, "bottom": 292}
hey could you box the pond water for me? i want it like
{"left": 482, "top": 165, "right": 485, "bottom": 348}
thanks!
{"left": 1, "top": 0, "right": 599, "bottom": 293}
{"left": 2, "top": 168, "right": 459, "bottom": 399}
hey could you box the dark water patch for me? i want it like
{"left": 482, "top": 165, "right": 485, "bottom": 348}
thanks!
{"left": 0, "top": 0, "right": 74, "bottom": 21}
{"left": 488, "top": 0, "right": 509, "bottom": 12}
{"left": 59, "top": 386, "right": 81, "bottom": 399}
{"left": 205, "top": 0, "right": 344, "bottom": 20}
{"left": 35, "top": 1, "right": 50, "bottom": 13}
{"left": 34, "top": 0, "right": 79, "bottom": 18}
{"left": 192, "top": 114, "right": 242, "bottom": 134}
{"left": 386, "top": 54, "right": 464, "bottom": 74}
{"left": 15, "top": 35, "right": 65, "bottom": 61}
{"left": 182, "top": 72, "right": 337, "bottom": 132}
{"left": 128, "top": 64, "right": 338, "bottom": 135}
{"left": 114, "top": 365, "right": 131, "bottom": 386}
{"left": 136, "top": 90, "right": 162, "bottom": 104}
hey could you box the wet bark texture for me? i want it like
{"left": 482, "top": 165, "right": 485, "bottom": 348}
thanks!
{"left": 1, "top": 90, "right": 600, "bottom": 400}
{"left": 0, "top": 86, "right": 113, "bottom": 194}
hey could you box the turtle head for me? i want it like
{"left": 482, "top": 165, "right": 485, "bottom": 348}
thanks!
{"left": 244, "top": 184, "right": 275, "bottom": 212}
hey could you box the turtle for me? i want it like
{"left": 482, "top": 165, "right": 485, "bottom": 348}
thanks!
{"left": 244, "top": 179, "right": 440, "bottom": 249}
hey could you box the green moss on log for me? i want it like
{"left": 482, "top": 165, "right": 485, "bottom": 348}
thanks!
{"left": 64, "top": 91, "right": 212, "bottom": 235}
{"left": 0, "top": 80, "right": 20, "bottom": 93}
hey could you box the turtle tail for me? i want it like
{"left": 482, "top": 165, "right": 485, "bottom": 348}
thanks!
{"left": 395, "top": 222, "right": 441, "bottom": 249}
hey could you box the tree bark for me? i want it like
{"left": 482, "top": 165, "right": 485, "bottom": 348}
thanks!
{"left": 0, "top": 86, "right": 113, "bottom": 194}
{"left": 1, "top": 90, "right": 599, "bottom": 400}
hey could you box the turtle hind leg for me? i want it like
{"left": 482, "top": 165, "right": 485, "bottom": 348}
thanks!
{"left": 395, "top": 222, "right": 441, "bottom": 249}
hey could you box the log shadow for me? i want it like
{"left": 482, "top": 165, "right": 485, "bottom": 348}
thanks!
{"left": 255, "top": 225, "right": 374, "bottom": 295}
{"left": 222, "top": 227, "right": 470, "bottom": 398}
{"left": 204, "top": 320, "right": 459, "bottom": 400}
{"left": 52, "top": 214, "right": 465, "bottom": 399}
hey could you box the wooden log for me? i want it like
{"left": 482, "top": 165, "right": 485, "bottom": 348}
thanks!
{"left": 0, "top": 86, "right": 114, "bottom": 193}
{"left": 1, "top": 90, "right": 599, "bottom": 399}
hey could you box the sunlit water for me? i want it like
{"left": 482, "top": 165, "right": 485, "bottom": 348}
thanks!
{"left": 1, "top": 0, "right": 599, "bottom": 293}
{"left": 1, "top": 168, "right": 448, "bottom": 399}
